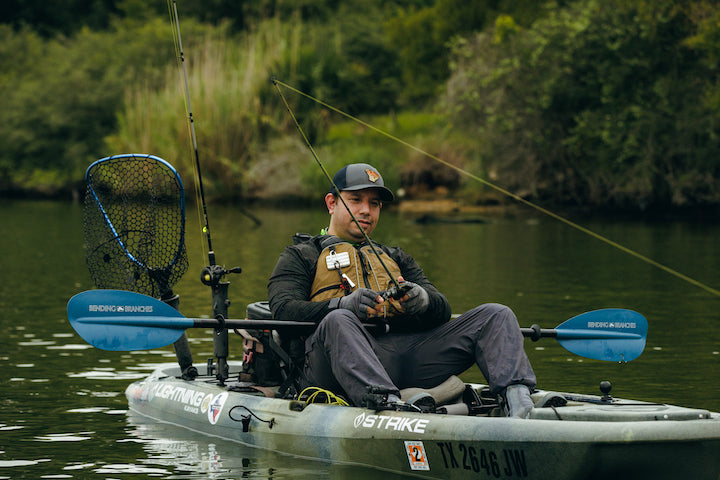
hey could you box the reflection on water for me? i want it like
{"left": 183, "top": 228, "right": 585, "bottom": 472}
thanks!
{"left": 1, "top": 200, "right": 719, "bottom": 479}
{"left": 123, "top": 413, "right": 414, "bottom": 479}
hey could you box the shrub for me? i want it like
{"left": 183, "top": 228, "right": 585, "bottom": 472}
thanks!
{"left": 445, "top": 0, "right": 720, "bottom": 208}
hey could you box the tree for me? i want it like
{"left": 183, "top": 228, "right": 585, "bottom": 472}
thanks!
{"left": 445, "top": 0, "right": 720, "bottom": 208}
{"left": 0, "top": 0, "right": 122, "bottom": 37}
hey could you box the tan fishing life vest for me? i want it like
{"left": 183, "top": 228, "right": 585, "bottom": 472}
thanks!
{"left": 310, "top": 239, "right": 404, "bottom": 316}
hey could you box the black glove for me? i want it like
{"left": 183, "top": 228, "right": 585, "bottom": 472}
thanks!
{"left": 329, "top": 288, "right": 380, "bottom": 320}
{"left": 400, "top": 281, "right": 429, "bottom": 316}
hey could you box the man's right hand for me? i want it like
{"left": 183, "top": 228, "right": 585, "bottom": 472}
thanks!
{"left": 330, "top": 288, "right": 383, "bottom": 320}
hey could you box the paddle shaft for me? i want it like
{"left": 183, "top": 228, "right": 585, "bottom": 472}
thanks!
{"left": 70, "top": 314, "right": 380, "bottom": 333}
{"left": 521, "top": 325, "right": 557, "bottom": 340}
{"left": 167, "top": 316, "right": 387, "bottom": 334}
{"left": 197, "top": 317, "right": 324, "bottom": 331}
{"left": 78, "top": 316, "right": 619, "bottom": 339}
{"left": 70, "top": 312, "right": 594, "bottom": 338}
{"left": 209, "top": 320, "right": 548, "bottom": 338}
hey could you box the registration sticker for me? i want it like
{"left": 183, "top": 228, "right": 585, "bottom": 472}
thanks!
{"left": 208, "top": 392, "right": 228, "bottom": 425}
{"left": 405, "top": 441, "right": 429, "bottom": 471}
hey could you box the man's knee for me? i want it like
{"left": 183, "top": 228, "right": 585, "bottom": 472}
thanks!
{"left": 470, "top": 303, "right": 515, "bottom": 319}
{"left": 317, "top": 309, "right": 364, "bottom": 335}
{"left": 489, "top": 303, "right": 516, "bottom": 319}
{"left": 464, "top": 303, "right": 520, "bottom": 331}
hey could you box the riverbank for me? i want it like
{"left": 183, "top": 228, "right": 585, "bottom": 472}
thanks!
{"left": 4, "top": 187, "right": 719, "bottom": 224}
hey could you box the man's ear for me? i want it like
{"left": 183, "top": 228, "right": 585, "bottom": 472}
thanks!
{"left": 324, "top": 193, "right": 337, "bottom": 214}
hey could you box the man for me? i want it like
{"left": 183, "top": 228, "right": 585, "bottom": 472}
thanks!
{"left": 268, "top": 163, "right": 536, "bottom": 417}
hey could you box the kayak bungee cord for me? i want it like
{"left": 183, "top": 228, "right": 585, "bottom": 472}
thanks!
{"left": 272, "top": 78, "right": 409, "bottom": 304}
{"left": 228, "top": 405, "right": 276, "bottom": 432}
{"left": 272, "top": 78, "right": 720, "bottom": 299}
{"left": 298, "top": 387, "right": 350, "bottom": 406}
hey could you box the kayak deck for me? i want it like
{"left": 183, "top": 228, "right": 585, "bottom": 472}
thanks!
{"left": 125, "top": 363, "right": 720, "bottom": 480}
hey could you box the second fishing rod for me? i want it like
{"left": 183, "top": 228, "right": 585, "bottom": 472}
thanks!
{"left": 271, "top": 77, "right": 411, "bottom": 306}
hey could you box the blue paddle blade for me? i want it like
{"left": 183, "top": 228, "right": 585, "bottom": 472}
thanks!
{"left": 555, "top": 308, "right": 648, "bottom": 362}
{"left": 67, "top": 290, "right": 192, "bottom": 351}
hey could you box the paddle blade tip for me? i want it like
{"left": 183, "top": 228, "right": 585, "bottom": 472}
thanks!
{"left": 67, "top": 289, "right": 189, "bottom": 351}
{"left": 556, "top": 308, "right": 648, "bottom": 362}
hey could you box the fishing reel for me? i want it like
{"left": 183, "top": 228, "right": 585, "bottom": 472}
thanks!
{"left": 201, "top": 264, "right": 243, "bottom": 286}
{"left": 380, "top": 281, "right": 413, "bottom": 301}
{"left": 373, "top": 281, "right": 414, "bottom": 321}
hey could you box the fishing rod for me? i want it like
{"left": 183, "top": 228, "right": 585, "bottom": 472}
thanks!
{"left": 168, "top": 0, "right": 242, "bottom": 383}
{"left": 168, "top": 0, "right": 245, "bottom": 282}
{"left": 272, "top": 79, "right": 720, "bottom": 300}
{"left": 271, "top": 78, "right": 408, "bottom": 302}
{"left": 168, "top": 0, "right": 215, "bottom": 267}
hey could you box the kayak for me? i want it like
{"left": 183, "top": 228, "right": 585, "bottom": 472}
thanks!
{"left": 125, "top": 361, "right": 720, "bottom": 480}
{"left": 66, "top": 289, "right": 720, "bottom": 479}
{"left": 74, "top": 151, "right": 719, "bottom": 477}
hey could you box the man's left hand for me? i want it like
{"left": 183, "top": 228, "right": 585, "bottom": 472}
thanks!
{"left": 398, "top": 281, "right": 429, "bottom": 316}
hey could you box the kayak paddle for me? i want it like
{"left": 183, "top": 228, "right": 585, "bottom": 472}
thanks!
{"left": 67, "top": 289, "right": 647, "bottom": 361}
{"left": 521, "top": 308, "right": 647, "bottom": 362}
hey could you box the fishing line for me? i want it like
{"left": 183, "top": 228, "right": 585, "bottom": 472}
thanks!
{"left": 272, "top": 78, "right": 403, "bottom": 295}
{"left": 273, "top": 78, "right": 720, "bottom": 299}
{"left": 168, "top": 0, "right": 216, "bottom": 266}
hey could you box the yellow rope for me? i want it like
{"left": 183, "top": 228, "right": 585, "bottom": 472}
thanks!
{"left": 299, "top": 387, "right": 349, "bottom": 406}
{"left": 273, "top": 79, "right": 720, "bottom": 299}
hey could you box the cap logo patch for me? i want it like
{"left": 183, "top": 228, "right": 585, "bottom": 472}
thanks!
{"left": 365, "top": 169, "right": 380, "bottom": 183}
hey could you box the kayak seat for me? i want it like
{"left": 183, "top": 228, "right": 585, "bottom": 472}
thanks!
{"left": 247, "top": 301, "right": 273, "bottom": 320}
{"left": 243, "top": 301, "right": 304, "bottom": 395}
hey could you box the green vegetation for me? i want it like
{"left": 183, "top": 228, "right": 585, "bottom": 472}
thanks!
{"left": 445, "top": 0, "right": 720, "bottom": 208}
{"left": 3, "top": 0, "right": 720, "bottom": 211}
{"left": 0, "top": 16, "right": 185, "bottom": 195}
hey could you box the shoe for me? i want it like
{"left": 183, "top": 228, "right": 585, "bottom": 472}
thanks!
{"left": 534, "top": 392, "right": 567, "bottom": 408}
{"left": 181, "top": 366, "right": 198, "bottom": 380}
{"left": 370, "top": 392, "right": 436, "bottom": 413}
{"left": 399, "top": 376, "right": 465, "bottom": 406}
{"left": 503, "top": 384, "right": 533, "bottom": 419}
{"left": 403, "top": 392, "right": 436, "bottom": 413}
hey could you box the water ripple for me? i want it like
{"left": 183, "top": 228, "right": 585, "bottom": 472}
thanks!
{"left": 62, "top": 463, "right": 96, "bottom": 471}
{"left": 18, "top": 340, "right": 56, "bottom": 347}
{"left": 67, "top": 370, "right": 149, "bottom": 380}
{"left": 0, "top": 459, "right": 51, "bottom": 467}
{"left": 93, "top": 463, "right": 171, "bottom": 475}
{"left": 34, "top": 432, "right": 94, "bottom": 442}
{"left": 0, "top": 425, "right": 24, "bottom": 432}
{"left": 45, "top": 344, "right": 93, "bottom": 350}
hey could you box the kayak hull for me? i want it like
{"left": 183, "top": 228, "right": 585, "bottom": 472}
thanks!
{"left": 126, "top": 363, "right": 720, "bottom": 480}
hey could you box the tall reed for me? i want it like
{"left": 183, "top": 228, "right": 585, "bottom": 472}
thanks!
{"left": 105, "top": 18, "right": 305, "bottom": 199}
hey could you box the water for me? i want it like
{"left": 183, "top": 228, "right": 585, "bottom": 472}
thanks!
{"left": 1, "top": 199, "right": 719, "bottom": 479}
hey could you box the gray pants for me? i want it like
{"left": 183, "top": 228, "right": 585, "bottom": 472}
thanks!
{"left": 301, "top": 303, "right": 537, "bottom": 405}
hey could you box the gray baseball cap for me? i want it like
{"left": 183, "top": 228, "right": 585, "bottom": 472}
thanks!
{"left": 331, "top": 163, "right": 394, "bottom": 201}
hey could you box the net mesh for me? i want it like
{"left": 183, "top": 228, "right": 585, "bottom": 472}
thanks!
{"left": 84, "top": 155, "right": 188, "bottom": 298}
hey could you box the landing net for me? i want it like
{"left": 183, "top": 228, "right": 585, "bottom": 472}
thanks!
{"left": 83, "top": 154, "right": 188, "bottom": 298}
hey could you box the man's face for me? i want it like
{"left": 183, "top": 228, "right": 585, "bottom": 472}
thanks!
{"left": 326, "top": 189, "right": 383, "bottom": 242}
